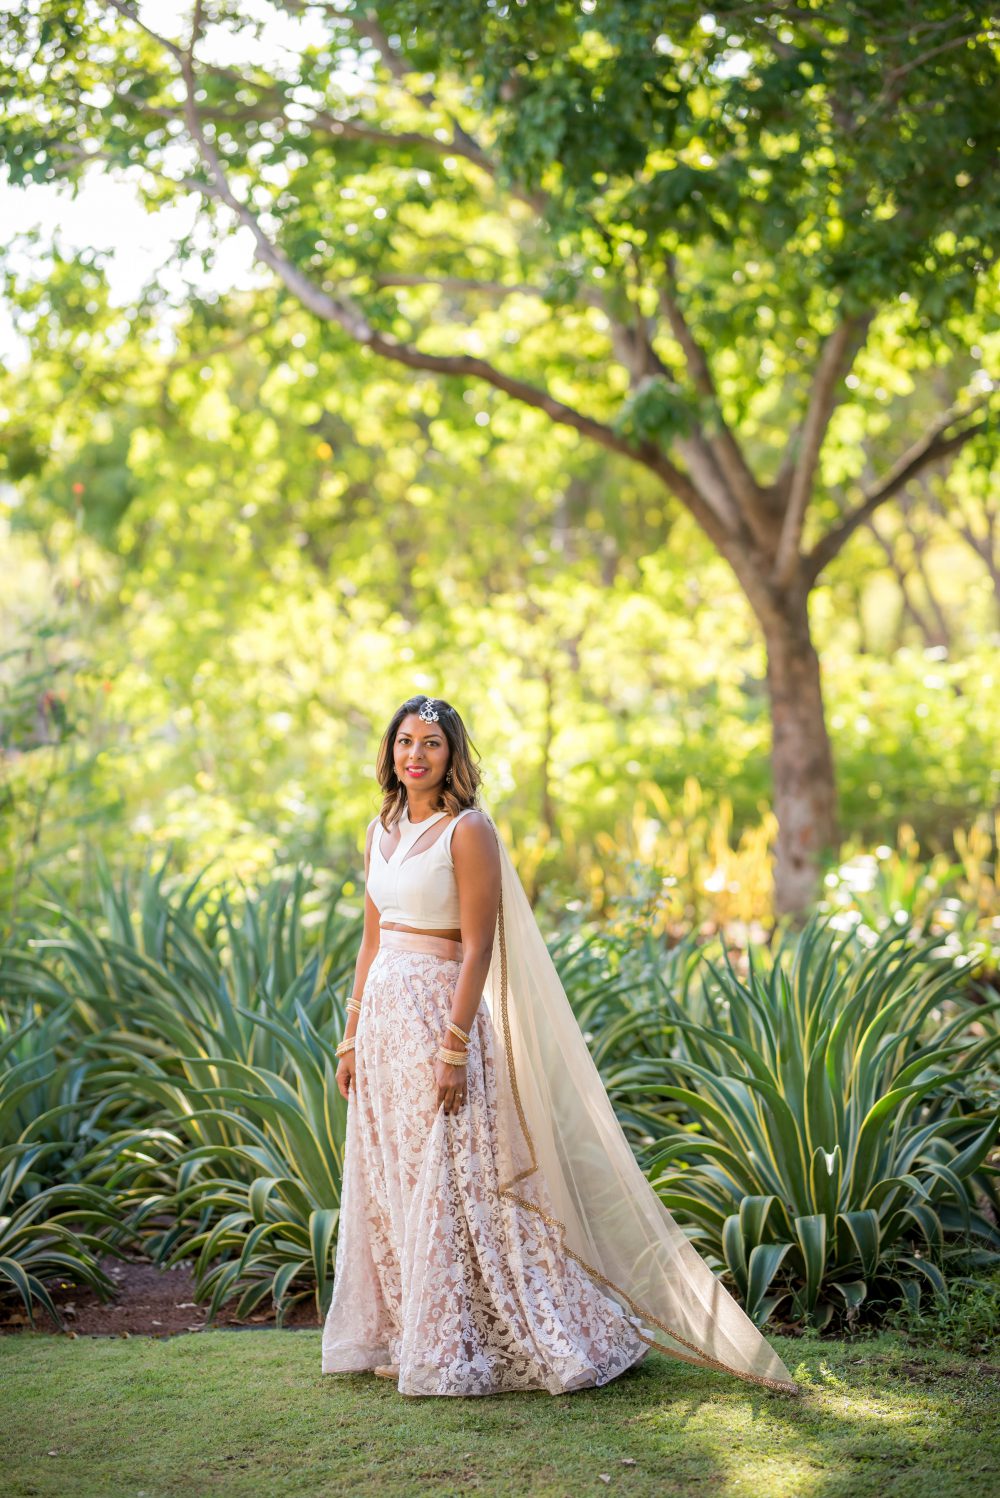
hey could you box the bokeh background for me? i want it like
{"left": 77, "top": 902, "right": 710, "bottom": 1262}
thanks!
{"left": 1, "top": 1, "right": 998, "bottom": 1368}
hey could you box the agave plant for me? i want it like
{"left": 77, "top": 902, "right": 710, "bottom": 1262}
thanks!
{"left": 83, "top": 996, "right": 348, "bottom": 1324}
{"left": 616, "top": 916, "right": 1000, "bottom": 1330}
{"left": 1, "top": 852, "right": 361, "bottom": 1322}
{"left": 5, "top": 852, "right": 361, "bottom": 1127}
{"left": 557, "top": 928, "right": 705, "bottom": 1155}
{"left": 0, "top": 1171, "right": 123, "bottom": 1329}
{"left": 0, "top": 999, "right": 128, "bottom": 1325}
{"left": 10, "top": 849, "right": 361, "bottom": 1039}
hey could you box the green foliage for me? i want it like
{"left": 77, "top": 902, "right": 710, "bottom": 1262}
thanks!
{"left": 2, "top": 850, "right": 361, "bottom": 1322}
{"left": 4, "top": 482, "right": 998, "bottom": 921}
{"left": 620, "top": 917, "right": 1000, "bottom": 1330}
{"left": 0, "top": 604, "right": 127, "bottom": 928}
{"left": 2, "top": 0, "right": 995, "bottom": 505}
{"left": 882, "top": 1266, "right": 1000, "bottom": 1358}
{"left": 107, "top": 1011, "right": 347, "bottom": 1327}
{"left": 1, "top": 0, "right": 997, "bottom": 1346}
{"left": 2, "top": 0, "right": 998, "bottom": 930}
{"left": 4, "top": 863, "right": 999, "bottom": 1336}
{"left": 0, "top": 1175, "right": 120, "bottom": 1331}
{"left": 820, "top": 814, "right": 1000, "bottom": 989}
{"left": 373, "top": 0, "right": 999, "bottom": 314}
{"left": 1, "top": 2, "right": 998, "bottom": 927}
{"left": 0, "top": 993, "right": 130, "bottom": 1327}
{"left": 613, "top": 376, "right": 700, "bottom": 446}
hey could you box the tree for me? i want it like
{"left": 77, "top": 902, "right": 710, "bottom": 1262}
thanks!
{"left": 2, "top": 0, "right": 997, "bottom": 910}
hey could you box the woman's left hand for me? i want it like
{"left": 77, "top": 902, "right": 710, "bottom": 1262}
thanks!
{"left": 435, "top": 1057, "right": 467, "bottom": 1115}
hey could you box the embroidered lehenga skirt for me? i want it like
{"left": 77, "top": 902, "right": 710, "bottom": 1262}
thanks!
{"left": 321, "top": 929, "right": 649, "bottom": 1396}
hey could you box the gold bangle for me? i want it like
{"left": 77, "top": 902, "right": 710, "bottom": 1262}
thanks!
{"left": 446, "top": 1019, "right": 470, "bottom": 1044}
{"left": 347, "top": 1000, "right": 362, "bottom": 1014}
{"left": 336, "top": 1037, "right": 356, "bottom": 1056}
{"left": 437, "top": 1047, "right": 468, "bottom": 1066}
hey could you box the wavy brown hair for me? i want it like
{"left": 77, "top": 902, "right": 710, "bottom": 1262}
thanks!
{"left": 375, "top": 695, "right": 483, "bottom": 828}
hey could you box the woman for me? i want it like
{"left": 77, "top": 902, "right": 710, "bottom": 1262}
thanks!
{"left": 321, "top": 695, "right": 800, "bottom": 1398}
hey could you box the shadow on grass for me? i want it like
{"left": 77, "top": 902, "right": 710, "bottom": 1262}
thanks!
{"left": 2, "top": 1330, "right": 997, "bottom": 1497}
{"left": 316, "top": 1338, "right": 998, "bottom": 1498}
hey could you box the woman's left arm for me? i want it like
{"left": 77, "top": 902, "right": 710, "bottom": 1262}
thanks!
{"left": 434, "top": 812, "right": 501, "bottom": 1111}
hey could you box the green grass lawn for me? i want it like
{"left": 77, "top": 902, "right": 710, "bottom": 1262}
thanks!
{"left": 2, "top": 1330, "right": 998, "bottom": 1498}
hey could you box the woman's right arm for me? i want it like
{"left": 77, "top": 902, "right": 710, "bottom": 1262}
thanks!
{"left": 336, "top": 817, "right": 381, "bottom": 1097}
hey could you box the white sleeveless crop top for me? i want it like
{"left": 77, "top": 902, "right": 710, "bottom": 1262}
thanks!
{"left": 366, "top": 805, "right": 477, "bottom": 930}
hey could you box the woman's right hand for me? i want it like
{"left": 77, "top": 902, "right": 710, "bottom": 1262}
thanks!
{"left": 336, "top": 1053, "right": 357, "bottom": 1101}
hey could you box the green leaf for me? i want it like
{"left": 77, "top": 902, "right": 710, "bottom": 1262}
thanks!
{"left": 837, "top": 1210, "right": 881, "bottom": 1278}
{"left": 793, "top": 1214, "right": 828, "bottom": 1311}
{"left": 830, "top": 1278, "right": 867, "bottom": 1311}
{"left": 722, "top": 1212, "right": 748, "bottom": 1296}
{"left": 745, "top": 1242, "right": 793, "bottom": 1327}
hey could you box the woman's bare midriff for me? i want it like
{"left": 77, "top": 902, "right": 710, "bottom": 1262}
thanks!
{"left": 381, "top": 921, "right": 463, "bottom": 941}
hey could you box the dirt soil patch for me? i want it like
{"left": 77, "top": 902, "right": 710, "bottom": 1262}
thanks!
{"left": 0, "top": 1254, "right": 321, "bottom": 1338}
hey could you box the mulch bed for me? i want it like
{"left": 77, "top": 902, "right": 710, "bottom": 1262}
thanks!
{"left": 0, "top": 1255, "right": 321, "bottom": 1338}
{"left": 0, "top": 1256, "right": 800, "bottom": 1344}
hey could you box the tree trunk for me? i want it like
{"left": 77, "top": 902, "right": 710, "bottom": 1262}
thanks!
{"left": 761, "top": 600, "right": 840, "bottom": 916}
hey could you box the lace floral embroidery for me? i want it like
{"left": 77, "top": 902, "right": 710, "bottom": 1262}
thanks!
{"left": 321, "top": 946, "right": 649, "bottom": 1396}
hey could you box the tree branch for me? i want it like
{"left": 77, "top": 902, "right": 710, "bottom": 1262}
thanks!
{"left": 657, "top": 256, "right": 765, "bottom": 530}
{"left": 374, "top": 273, "right": 551, "bottom": 300}
{"left": 92, "top": 0, "right": 758, "bottom": 572}
{"left": 897, "top": 488, "right": 952, "bottom": 647}
{"left": 107, "top": 0, "right": 680, "bottom": 465}
{"left": 74, "top": 118, "right": 715, "bottom": 520}
{"left": 873, "top": 28, "right": 987, "bottom": 115}
{"left": 104, "top": 0, "right": 184, "bottom": 59}
{"left": 120, "top": 88, "right": 501, "bottom": 170}
{"left": 866, "top": 514, "right": 937, "bottom": 645}
{"left": 772, "top": 309, "right": 875, "bottom": 587}
{"left": 948, "top": 491, "right": 999, "bottom": 570}
{"left": 804, "top": 396, "right": 993, "bottom": 583}
{"left": 56, "top": 138, "right": 234, "bottom": 205}
{"left": 106, "top": 0, "right": 532, "bottom": 203}
{"left": 273, "top": 0, "right": 545, "bottom": 214}
{"left": 933, "top": 472, "right": 1000, "bottom": 599}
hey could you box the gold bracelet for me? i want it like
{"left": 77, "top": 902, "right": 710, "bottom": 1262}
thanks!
{"left": 347, "top": 999, "right": 362, "bottom": 1014}
{"left": 336, "top": 1037, "right": 356, "bottom": 1057}
{"left": 446, "top": 1019, "right": 470, "bottom": 1044}
{"left": 436, "top": 1046, "right": 468, "bottom": 1066}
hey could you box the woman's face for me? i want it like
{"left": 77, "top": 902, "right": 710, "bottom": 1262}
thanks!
{"left": 393, "top": 712, "right": 451, "bottom": 795}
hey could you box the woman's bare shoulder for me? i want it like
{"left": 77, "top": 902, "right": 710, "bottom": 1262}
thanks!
{"left": 450, "top": 808, "right": 496, "bottom": 852}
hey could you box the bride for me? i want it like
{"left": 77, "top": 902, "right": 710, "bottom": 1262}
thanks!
{"left": 321, "top": 695, "right": 800, "bottom": 1398}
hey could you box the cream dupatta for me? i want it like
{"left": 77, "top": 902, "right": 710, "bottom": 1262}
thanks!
{"left": 478, "top": 803, "right": 802, "bottom": 1396}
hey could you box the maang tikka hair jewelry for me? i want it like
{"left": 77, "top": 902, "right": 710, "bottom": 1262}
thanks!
{"left": 418, "top": 698, "right": 440, "bottom": 722}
